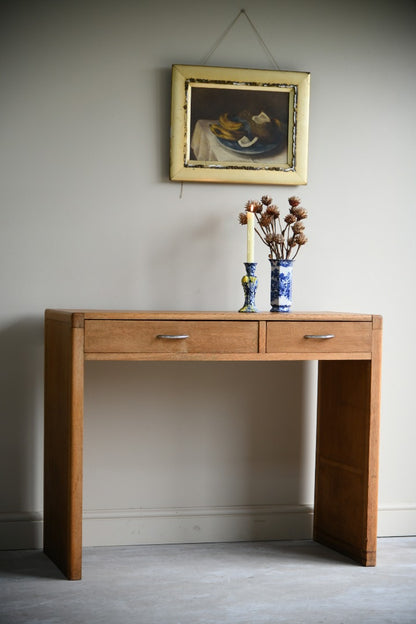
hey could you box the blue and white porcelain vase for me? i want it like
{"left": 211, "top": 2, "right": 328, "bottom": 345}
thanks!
{"left": 269, "top": 258, "right": 293, "bottom": 312}
{"left": 239, "top": 262, "right": 258, "bottom": 313}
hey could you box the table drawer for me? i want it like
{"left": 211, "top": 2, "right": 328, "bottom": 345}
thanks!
{"left": 266, "top": 321, "right": 372, "bottom": 354}
{"left": 85, "top": 320, "right": 258, "bottom": 354}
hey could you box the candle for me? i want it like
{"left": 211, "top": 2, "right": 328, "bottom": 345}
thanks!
{"left": 246, "top": 207, "right": 255, "bottom": 263}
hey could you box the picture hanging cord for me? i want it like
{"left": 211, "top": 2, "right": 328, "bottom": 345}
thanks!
{"left": 179, "top": 8, "right": 280, "bottom": 199}
{"left": 200, "top": 8, "right": 280, "bottom": 70}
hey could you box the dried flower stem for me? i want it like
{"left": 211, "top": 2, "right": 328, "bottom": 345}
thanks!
{"left": 239, "top": 195, "right": 308, "bottom": 260}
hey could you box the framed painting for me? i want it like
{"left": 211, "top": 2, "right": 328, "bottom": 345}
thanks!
{"left": 170, "top": 64, "right": 310, "bottom": 185}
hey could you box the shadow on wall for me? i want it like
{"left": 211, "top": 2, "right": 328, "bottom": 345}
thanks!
{"left": 158, "top": 66, "right": 173, "bottom": 182}
{"left": 0, "top": 317, "right": 44, "bottom": 547}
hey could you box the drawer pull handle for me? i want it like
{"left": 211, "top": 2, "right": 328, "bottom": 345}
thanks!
{"left": 304, "top": 334, "right": 335, "bottom": 340}
{"left": 156, "top": 334, "right": 189, "bottom": 340}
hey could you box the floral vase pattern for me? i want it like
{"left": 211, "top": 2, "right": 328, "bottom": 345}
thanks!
{"left": 270, "top": 258, "right": 293, "bottom": 312}
{"left": 239, "top": 262, "right": 258, "bottom": 313}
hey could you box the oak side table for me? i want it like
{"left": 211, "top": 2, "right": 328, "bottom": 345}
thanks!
{"left": 44, "top": 310, "right": 382, "bottom": 580}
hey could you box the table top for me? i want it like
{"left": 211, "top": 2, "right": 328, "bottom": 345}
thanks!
{"left": 45, "top": 309, "right": 381, "bottom": 328}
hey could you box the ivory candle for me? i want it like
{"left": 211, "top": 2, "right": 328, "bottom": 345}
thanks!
{"left": 246, "top": 208, "right": 255, "bottom": 263}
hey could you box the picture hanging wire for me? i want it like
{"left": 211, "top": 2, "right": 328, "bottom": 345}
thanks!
{"left": 200, "top": 8, "right": 280, "bottom": 69}
{"left": 178, "top": 8, "right": 281, "bottom": 199}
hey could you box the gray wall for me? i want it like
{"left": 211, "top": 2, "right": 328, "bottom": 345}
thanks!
{"left": 1, "top": 0, "right": 415, "bottom": 548}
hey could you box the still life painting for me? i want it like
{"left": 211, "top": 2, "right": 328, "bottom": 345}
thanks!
{"left": 170, "top": 64, "right": 310, "bottom": 185}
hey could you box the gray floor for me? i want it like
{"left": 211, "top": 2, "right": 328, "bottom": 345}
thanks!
{"left": 0, "top": 538, "right": 415, "bottom": 624}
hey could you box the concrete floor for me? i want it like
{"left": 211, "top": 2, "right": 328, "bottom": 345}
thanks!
{"left": 0, "top": 538, "right": 415, "bottom": 624}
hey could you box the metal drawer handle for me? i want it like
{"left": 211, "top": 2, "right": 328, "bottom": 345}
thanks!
{"left": 304, "top": 334, "right": 335, "bottom": 340}
{"left": 156, "top": 334, "right": 189, "bottom": 340}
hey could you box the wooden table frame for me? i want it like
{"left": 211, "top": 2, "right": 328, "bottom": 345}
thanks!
{"left": 44, "top": 310, "right": 382, "bottom": 580}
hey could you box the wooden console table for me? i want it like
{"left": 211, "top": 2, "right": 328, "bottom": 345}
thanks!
{"left": 44, "top": 310, "right": 382, "bottom": 580}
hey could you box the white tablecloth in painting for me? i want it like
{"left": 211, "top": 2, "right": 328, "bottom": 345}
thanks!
{"left": 190, "top": 119, "right": 288, "bottom": 165}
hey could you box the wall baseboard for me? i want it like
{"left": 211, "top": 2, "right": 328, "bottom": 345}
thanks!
{"left": 0, "top": 512, "right": 43, "bottom": 550}
{"left": 82, "top": 504, "right": 314, "bottom": 547}
{"left": 377, "top": 505, "right": 416, "bottom": 537}
{"left": 1, "top": 504, "right": 415, "bottom": 550}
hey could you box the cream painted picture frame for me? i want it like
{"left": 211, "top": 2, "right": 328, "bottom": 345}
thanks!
{"left": 170, "top": 64, "right": 310, "bottom": 185}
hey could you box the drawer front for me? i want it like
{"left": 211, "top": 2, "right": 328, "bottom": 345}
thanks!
{"left": 266, "top": 321, "right": 372, "bottom": 354}
{"left": 85, "top": 320, "right": 258, "bottom": 354}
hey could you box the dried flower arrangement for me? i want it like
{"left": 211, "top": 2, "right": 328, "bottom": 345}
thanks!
{"left": 239, "top": 195, "right": 308, "bottom": 260}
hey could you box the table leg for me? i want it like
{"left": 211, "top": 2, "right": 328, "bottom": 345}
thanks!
{"left": 44, "top": 317, "right": 84, "bottom": 580}
{"left": 314, "top": 357, "right": 381, "bottom": 565}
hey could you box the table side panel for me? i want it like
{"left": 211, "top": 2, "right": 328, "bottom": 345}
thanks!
{"left": 313, "top": 320, "right": 382, "bottom": 566}
{"left": 365, "top": 321, "right": 383, "bottom": 560}
{"left": 314, "top": 358, "right": 377, "bottom": 566}
{"left": 44, "top": 317, "right": 84, "bottom": 580}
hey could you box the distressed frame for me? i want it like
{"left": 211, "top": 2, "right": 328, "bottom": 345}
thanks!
{"left": 170, "top": 64, "right": 310, "bottom": 186}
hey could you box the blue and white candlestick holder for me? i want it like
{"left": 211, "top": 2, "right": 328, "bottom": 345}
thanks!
{"left": 239, "top": 262, "right": 258, "bottom": 313}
